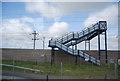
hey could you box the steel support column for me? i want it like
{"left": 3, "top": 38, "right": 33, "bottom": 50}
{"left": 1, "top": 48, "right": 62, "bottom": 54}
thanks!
{"left": 72, "top": 41, "right": 74, "bottom": 54}
{"left": 75, "top": 41, "right": 77, "bottom": 65}
{"left": 51, "top": 48, "right": 55, "bottom": 65}
{"left": 85, "top": 41, "right": 86, "bottom": 50}
{"left": 105, "top": 31, "right": 108, "bottom": 64}
{"left": 98, "top": 31, "right": 101, "bottom": 60}
{"left": 89, "top": 40, "right": 90, "bottom": 51}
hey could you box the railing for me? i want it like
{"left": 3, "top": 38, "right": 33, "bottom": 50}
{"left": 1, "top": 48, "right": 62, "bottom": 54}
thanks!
{"left": 1, "top": 64, "right": 43, "bottom": 72}
{"left": 49, "top": 41, "right": 100, "bottom": 65}
{"left": 52, "top": 21, "right": 107, "bottom": 44}
{"left": 65, "top": 31, "right": 97, "bottom": 47}
{"left": 48, "top": 21, "right": 107, "bottom": 66}
{"left": 63, "top": 21, "right": 106, "bottom": 47}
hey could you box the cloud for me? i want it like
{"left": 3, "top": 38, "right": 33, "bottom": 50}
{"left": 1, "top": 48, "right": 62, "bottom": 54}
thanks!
{"left": 21, "top": 16, "right": 35, "bottom": 23}
{"left": 20, "top": 17, "right": 44, "bottom": 31}
{"left": 90, "top": 35, "right": 118, "bottom": 50}
{"left": 2, "top": 19, "right": 32, "bottom": 34}
{"left": 48, "top": 22, "right": 69, "bottom": 37}
{"left": 2, "top": 2, "right": 118, "bottom": 50}
{"left": 25, "top": 2, "right": 112, "bottom": 19}
{"left": 107, "top": 36, "right": 118, "bottom": 50}
{"left": 1, "top": 18, "right": 33, "bottom": 48}
{"left": 56, "top": 2, "right": 112, "bottom": 14}
{"left": 1, "top": 16, "right": 48, "bottom": 49}
{"left": 2, "top": 0, "right": 119, "bottom": 2}
{"left": 78, "top": 35, "right": 118, "bottom": 50}
{"left": 1, "top": 17, "right": 70, "bottom": 49}
{"left": 25, "top": 1, "right": 62, "bottom": 19}
{"left": 83, "top": 4, "right": 118, "bottom": 50}
{"left": 83, "top": 4, "right": 118, "bottom": 27}
{"left": 2, "top": 17, "right": 118, "bottom": 50}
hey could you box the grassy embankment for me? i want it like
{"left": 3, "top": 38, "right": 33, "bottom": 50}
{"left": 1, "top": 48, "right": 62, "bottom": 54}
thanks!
{"left": 2, "top": 60, "right": 116, "bottom": 79}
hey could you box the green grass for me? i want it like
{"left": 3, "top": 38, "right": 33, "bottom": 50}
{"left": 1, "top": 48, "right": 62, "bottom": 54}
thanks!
{"left": 2, "top": 60, "right": 116, "bottom": 79}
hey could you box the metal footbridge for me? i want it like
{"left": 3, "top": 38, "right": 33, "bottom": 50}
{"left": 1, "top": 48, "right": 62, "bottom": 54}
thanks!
{"left": 48, "top": 21, "right": 107, "bottom": 66}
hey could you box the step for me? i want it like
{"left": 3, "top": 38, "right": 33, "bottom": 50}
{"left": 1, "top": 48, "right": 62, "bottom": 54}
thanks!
{"left": 49, "top": 41, "right": 100, "bottom": 66}
{"left": 53, "top": 21, "right": 107, "bottom": 45}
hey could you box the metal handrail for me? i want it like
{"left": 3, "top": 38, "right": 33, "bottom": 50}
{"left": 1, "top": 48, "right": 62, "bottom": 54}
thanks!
{"left": 48, "top": 21, "right": 107, "bottom": 66}
{"left": 53, "top": 21, "right": 106, "bottom": 44}
{"left": 49, "top": 40, "right": 100, "bottom": 65}
{"left": 1, "top": 64, "right": 43, "bottom": 72}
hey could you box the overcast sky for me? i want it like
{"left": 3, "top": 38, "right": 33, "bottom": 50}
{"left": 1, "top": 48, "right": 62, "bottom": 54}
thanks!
{"left": 1, "top": 0, "right": 119, "bottom": 50}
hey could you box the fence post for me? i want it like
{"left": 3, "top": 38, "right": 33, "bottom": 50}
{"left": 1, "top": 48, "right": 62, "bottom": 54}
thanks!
{"left": 46, "top": 75, "right": 48, "bottom": 81}
{"left": 61, "top": 62, "right": 63, "bottom": 78}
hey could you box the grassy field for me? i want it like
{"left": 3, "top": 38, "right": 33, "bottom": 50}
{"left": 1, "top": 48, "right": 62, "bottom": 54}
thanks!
{"left": 2, "top": 60, "right": 116, "bottom": 79}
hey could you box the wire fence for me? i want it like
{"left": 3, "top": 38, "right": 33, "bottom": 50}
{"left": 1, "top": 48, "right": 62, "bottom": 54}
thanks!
{"left": 2, "top": 48, "right": 119, "bottom": 79}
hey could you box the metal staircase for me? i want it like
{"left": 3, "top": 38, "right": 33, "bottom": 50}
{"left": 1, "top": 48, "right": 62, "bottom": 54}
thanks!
{"left": 48, "top": 21, "right": 107, "bottom": 66}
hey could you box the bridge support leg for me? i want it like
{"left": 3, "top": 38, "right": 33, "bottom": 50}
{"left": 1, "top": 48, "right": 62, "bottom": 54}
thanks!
{"left": 51, "top": 48, "right": 55, "bottom": 65}
{"left": 75, "top": 41, "right": 78, "bottom": 65}
{"left": 85, "top": 41, "right": 86, "bottom": 50}
{"left": 105, "top": 31, "right": 108, "bottom": 64}
{"left": 98, "top": 31, "right": 101, "bottom": 61}
{"left": 89, "top": 40, "right": 90, "bottom": 51}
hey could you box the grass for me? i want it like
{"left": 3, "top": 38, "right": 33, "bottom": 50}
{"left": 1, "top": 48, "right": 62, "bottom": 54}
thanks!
{"left": 2, "top": 60, "right": 116, "bottom": 79}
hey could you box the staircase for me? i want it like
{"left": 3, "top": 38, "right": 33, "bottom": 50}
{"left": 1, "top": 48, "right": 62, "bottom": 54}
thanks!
{"left": 48, "top": 21, "right": 107, "bottom": 66}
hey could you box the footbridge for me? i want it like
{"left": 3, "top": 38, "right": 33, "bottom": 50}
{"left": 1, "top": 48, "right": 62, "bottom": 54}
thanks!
{"left": 48, "top": 21, "right": 107, "bottom": 66}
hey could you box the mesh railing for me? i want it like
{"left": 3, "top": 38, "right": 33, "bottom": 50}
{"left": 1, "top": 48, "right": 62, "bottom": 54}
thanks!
{"left": 48, "top": 21, "right": 107, "bottom": 66}
{"left": 49, "top": 40, "right": 100, "bottom": 65}
{"left": 53, "top": 21, "right": 106, "bottom": 44}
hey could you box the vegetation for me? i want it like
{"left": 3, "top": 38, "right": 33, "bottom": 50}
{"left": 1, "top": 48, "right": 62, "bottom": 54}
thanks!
{"left": 2, "top": 60, "right": 116, "bottom": 79}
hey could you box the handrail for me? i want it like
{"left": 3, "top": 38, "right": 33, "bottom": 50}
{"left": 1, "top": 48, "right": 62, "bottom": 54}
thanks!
{"left": 1, "top": 64, "right": 43, "bottom": 72}
{"left": 52, "top": 21, "right": 106, "bottom": 44}
{"left": 48, "top": 21, "right": 107, "bottom": 66}
{"left": 49, "top": 40, "right": 100, "bottom": 65}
